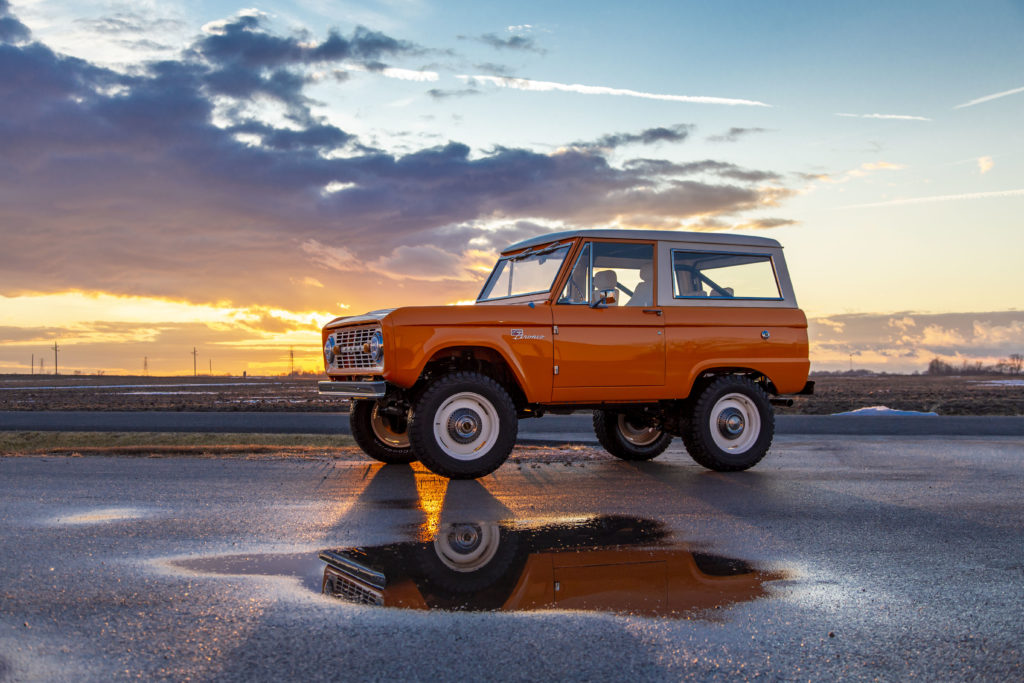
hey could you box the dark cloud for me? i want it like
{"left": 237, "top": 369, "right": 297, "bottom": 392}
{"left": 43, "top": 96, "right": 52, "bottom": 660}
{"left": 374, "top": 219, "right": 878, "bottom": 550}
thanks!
{"left": 473, "top": 62, "right": 514, "bottom": 76}
{"left": 459, "top": 33, "right": 545, "bottom": 53}
{"left": 575, "top": 124, "right": 692, "bottom": 150}
{"left": 195, "top": 16, "right": 416, "bottom": 69}
{"left": 0, "top": 4, "right": 797, "bottom": 314}
{"left": 624, "top": 158, "right": 781, "bottom": 183}
{"left": 427, "top": 87, "right": 480, "bottom": 99}
{"left": 0, "top": 0, "right": 30, "bottom": 43}
{"left": 707, "top": 127, "right": 770, "bottom": 143}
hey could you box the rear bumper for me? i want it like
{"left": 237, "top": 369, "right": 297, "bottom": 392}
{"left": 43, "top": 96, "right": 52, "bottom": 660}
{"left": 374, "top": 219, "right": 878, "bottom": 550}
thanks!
{"left": 318, "top": 380, "right": 387, "bottom": 398}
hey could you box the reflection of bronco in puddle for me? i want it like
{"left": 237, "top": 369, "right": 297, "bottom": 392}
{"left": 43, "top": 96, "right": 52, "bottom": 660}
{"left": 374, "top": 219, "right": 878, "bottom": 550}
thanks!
{"left": 321, "top": 516, "right": 782, "bottom": 617}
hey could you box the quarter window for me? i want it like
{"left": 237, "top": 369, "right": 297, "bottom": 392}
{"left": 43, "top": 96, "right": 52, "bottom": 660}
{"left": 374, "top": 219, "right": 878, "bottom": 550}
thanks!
{"left": 672, "top": 251, "right": 781, "bottom": 300}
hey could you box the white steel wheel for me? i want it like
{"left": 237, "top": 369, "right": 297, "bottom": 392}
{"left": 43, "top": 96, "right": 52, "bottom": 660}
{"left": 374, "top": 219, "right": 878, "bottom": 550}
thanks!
{"left": 433, "top": 522, "right": 501, "bottom": 572}
{"left": 708, "top": 392, "right": 761, "bottom": 454}
{"left": 370, "top": 403, "right": 410, "bottom": 449}
{"left": 616, "top": 414, "right": 663, "bottom": 446}
{"left": 432, "top": 391, "right": 501, "bottom": 461}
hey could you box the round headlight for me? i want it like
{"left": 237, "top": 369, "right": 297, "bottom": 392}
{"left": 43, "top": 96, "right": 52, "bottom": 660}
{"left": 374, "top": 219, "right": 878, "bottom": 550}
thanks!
{"left": 323, "top": 335, "right": 336, "bottom": 364}
{"left": 368, "top": 330, "right": 384, "bottom": 365}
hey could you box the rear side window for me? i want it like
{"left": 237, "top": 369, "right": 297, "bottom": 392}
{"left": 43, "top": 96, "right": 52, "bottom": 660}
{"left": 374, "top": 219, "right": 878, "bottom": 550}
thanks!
{"left": 672, "top": 251, "right": 781, "bottom": 300}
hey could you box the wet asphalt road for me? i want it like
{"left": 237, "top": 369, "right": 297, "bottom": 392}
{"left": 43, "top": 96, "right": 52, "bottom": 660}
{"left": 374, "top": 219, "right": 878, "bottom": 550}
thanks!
{"left": 4, "top": 410, "right": 1024, "bottom": 439}
{"left": 2, "top": 436, "right": 1023, "bottom": 681}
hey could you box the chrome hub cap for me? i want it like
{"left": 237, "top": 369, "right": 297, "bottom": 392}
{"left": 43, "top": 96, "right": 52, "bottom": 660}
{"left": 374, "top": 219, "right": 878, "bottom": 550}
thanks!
{"left": 447, "top": 408, "right": 481, "bottom": 444}
{"left": 717, "top": 407, "right": 745, "bottom": 439}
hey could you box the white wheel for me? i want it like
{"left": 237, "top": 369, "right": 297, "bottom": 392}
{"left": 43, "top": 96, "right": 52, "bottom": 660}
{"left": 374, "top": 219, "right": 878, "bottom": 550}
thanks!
{"left": 432, "top": 391, "right": 501, "bottom": 461}
{"left": 433, "top": 523, "right": 501, "bottom": 572}
{"left": 707, "top": 392, "right": 761, "bottom": 454}
{"left": 616, "top": 414, "right": 663, "bottom": 446}
{"left": 370, "top": 403, "right": 409, "bottom": 449}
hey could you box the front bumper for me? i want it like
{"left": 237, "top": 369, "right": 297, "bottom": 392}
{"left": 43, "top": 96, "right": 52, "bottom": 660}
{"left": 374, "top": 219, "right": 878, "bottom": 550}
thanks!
{"left": 318, "top": 380, "right": 387, "bottom": 398}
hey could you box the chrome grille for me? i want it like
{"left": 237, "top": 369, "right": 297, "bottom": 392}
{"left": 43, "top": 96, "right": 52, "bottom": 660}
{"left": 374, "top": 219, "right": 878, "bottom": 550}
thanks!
{"left": 331, "top": 324, "right": 381, "bottom": 372}
{"left": 324, "top": 567, "right": 384, "bottom": 606}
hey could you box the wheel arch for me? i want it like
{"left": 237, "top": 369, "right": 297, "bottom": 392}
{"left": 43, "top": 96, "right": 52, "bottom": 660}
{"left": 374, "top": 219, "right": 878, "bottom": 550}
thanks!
{"left": 417, "top": 345, "right": 531, "bottom": 408}
{"left": 687, "top": 366, "right": 778, "bottom": 401}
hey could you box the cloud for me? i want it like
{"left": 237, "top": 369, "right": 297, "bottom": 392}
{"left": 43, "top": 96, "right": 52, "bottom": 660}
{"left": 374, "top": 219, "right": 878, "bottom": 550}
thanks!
{"left": 456, "top": 74, "right": 772, "bottom": 106}
{"left": 427, "top": 87, "right": 480, "bottom": 99}
{"left": 461, "top": 32, "right": 545, "bottom": 53}
{"left": 623, "top": 159, "right": 781, "bottom": 183}
{"left": 844, "top": 188, "right": 1024, "bottom": 208}
{"left": 0, "top": 0, "right": 30, "bottom": 43}
{"left": 978, "top": 156, "right": 994, "bottom": 174}
{"left": 953, "top": 85, "right": 1024, "bottom": 109}
{"left": 707, "top": 127, "right": 769, "bottom": 143}
{"left": 0, "top": 4, "right": 796, "bottom": 316}
{"left": 808, "top": 311, "right": 1024, "bottom": 372}
{"left": 572, "top": 124, "right": 692, "bottom": 150}
{"left": 836, "top": 112, "right": 932, "bottom": 121}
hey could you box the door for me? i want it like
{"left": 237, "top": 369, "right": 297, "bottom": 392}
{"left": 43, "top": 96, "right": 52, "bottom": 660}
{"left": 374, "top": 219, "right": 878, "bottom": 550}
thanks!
{"left": 551, "top": 241, "right": 665, "bottom": 388}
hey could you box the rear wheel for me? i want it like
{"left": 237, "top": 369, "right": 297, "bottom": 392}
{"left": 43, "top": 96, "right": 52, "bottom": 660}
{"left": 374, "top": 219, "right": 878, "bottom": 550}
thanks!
{"left": 682, "top": 376, "right": 774, "bottom": 472}
{"left": 409, "top": 372, "right": 517, "bottom": 479}
{"left": 350, "top": 400, "right": 416, "bottom": 465}
{"left": 593, "top": 410, "right": 672, "bottom": 461}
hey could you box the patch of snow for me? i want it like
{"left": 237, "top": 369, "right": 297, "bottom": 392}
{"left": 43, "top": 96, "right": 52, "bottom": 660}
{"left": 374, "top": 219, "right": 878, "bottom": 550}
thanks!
{"left": 832, "top": 406, "right": 938, "bottom": 416}
{"left": 974, "top": 379, "right": 1024, "bottom": 387}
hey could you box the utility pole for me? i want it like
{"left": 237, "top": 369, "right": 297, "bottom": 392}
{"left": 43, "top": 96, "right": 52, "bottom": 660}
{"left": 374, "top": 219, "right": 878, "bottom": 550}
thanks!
{"left": 191, "top": 347, "right": 198, "bottom": 377}
{"left": 289, "top": 347, "right": 295, "bottom": 376}
{"left": 849, "top": 353, "right": 853, "bottom": 372}
{"left": 209, "top": 358, "right": 212, "bottom": 376}
{"left": 143, "top": 356, "right": 148, "bottom": 376}
{"left": 31, "top": 354, "right": 34, "bottom": 375}
{"left": 53, "top": 341, "right": 60, "bottom": 376}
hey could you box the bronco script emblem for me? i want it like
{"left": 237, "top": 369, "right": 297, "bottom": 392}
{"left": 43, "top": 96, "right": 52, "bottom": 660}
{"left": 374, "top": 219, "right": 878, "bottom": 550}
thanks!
{"left": 511, "top": 328, "right": 545, "bottom": 340}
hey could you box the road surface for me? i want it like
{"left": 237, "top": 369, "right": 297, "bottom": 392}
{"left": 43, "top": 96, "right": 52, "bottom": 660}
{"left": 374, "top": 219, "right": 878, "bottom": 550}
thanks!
{"left": 1, "top": 435, "right": 1022, "bottom": 680}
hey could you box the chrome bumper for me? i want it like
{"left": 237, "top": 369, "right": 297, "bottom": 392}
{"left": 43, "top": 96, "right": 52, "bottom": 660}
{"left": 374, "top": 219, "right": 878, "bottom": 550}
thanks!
{"left": 318, "top": 380, "right": 387, "bottom": 398}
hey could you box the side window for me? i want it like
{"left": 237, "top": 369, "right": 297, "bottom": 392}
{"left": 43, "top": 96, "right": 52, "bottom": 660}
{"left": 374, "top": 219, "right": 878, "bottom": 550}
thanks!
{"left": 559, "top": 242, "right": 655, "bottom": 306}
{"left": 672, "top": 251, "right": 781, "bottom": 300}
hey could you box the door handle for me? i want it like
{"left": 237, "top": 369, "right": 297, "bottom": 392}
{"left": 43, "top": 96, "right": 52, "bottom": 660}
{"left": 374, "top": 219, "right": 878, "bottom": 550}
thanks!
{"left": 642, "top": 309, "right": 663, "bottom": 316}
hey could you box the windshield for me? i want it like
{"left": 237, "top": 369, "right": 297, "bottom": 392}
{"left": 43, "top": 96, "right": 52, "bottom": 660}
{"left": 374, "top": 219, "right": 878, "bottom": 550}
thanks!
{"left": 477, "top": 244, "right": 571, "bottom": 302}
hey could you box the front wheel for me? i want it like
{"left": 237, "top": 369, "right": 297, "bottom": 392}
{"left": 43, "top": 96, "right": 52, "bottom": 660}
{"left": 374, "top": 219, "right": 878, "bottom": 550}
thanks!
{"left": 409, "top": 372, "right": 518, "bottom": 479}
{"left": 682, "top": 376, "right": 774, "bottom": 472}
{"left": 593, "top": 410, "right": 673, "bottom": 461}
{"left": 349, "top": 400, "right": 416, "bottom": 465}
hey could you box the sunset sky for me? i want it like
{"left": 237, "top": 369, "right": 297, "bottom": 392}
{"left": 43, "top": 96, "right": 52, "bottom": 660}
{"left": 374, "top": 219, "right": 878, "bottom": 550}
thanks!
{"left": 1, "top": 0, "right": 1022, "bottom": 375}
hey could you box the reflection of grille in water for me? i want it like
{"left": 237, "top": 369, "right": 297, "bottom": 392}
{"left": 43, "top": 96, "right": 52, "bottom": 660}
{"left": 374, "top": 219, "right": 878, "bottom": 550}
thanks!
{"left": 332, "top": 325, "right": 380, "bottom": 371}
{"left": 324, "top": 567, "right": 384, "bottom": 605}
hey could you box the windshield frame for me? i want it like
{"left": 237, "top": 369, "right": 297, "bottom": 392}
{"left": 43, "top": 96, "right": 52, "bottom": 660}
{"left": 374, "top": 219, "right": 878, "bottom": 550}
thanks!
{"left": 476, "top": 242, "right": 572, "bottom": 303}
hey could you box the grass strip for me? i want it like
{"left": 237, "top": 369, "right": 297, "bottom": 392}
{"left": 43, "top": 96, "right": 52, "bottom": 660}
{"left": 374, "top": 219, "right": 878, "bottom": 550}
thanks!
{"left": 0, "top": 431, "right": 355, "bottom": 456}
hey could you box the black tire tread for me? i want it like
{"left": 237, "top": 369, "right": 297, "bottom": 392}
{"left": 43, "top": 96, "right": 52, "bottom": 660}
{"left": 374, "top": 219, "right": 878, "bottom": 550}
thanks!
{"left": 409, "top": 372, "right": 517, "bottom": 479}
{"left": 682, "top": 376, "right": 774, "bottom": 472}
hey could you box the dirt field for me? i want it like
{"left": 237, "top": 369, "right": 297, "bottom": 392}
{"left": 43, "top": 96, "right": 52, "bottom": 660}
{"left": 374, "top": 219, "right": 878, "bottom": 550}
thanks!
{"left": 1, "top": 373, "right": 1021, "bottom": 416}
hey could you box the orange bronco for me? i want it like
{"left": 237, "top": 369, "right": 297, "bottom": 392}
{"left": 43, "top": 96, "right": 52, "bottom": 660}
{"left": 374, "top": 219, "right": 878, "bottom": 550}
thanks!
{"left": 319, "top": 229, "right": 812, "bottom": 479}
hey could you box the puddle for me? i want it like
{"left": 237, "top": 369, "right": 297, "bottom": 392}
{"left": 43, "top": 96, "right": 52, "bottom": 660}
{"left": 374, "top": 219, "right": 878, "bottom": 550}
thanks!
{"left": 168, "top": 516, "right": 784, "bottom": 619}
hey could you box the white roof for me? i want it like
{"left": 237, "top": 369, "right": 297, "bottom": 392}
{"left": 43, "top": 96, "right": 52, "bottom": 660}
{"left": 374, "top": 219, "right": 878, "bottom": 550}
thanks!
{"left": 502, "top": 228, "right": 781, "bottom": 254}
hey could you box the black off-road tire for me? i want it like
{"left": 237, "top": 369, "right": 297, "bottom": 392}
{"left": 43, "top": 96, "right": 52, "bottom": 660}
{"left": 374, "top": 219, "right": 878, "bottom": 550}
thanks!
{"left": 593, "top": 410, "right": 673, "bottom": 461}
{"left": 682, "top": 376, "right": 774, "bottom": 472}
{"left": 349, "top": 400, "right": 416, "bottom": 465}
{"left": 409, "top": 372, "right": 518, "bottom": 480}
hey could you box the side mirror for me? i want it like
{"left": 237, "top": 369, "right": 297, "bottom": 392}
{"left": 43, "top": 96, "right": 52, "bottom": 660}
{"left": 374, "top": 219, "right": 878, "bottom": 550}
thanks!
{"left": 590, "top": 288, "right": 617, "bottom": 308}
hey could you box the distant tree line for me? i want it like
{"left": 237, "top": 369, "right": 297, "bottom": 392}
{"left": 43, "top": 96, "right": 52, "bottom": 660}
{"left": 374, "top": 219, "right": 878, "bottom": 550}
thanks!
{"left": 927, "top": 354, "right": 1023, "bottom": 376}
